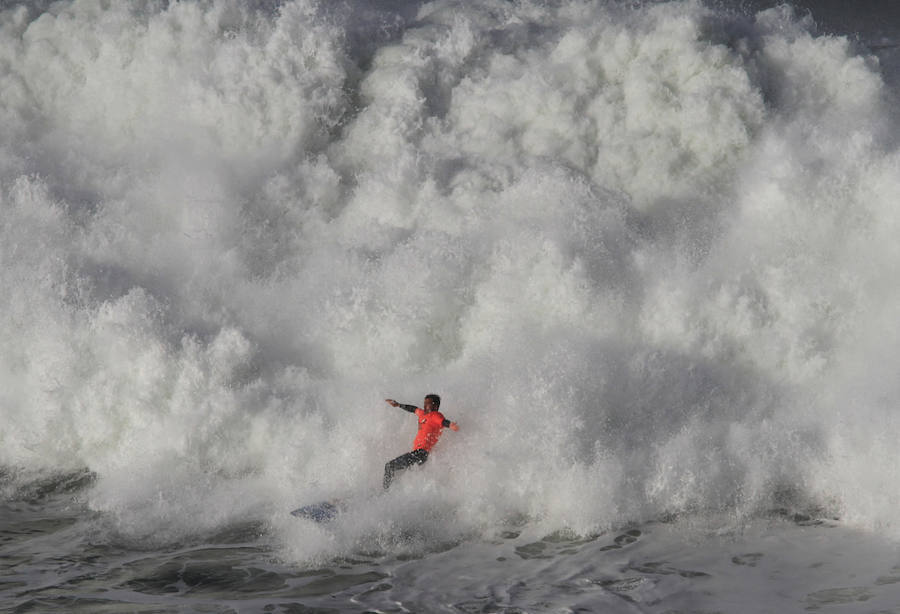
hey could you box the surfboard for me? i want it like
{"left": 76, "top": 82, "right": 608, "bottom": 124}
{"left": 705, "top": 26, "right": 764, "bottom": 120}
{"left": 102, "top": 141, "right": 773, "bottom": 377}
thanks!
{"left": 290, "top": 499, "right": 342, "bottom": 522}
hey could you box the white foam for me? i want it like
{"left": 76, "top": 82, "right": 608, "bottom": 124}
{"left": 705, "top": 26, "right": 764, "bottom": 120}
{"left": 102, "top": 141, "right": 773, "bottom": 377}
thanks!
{"left": 2, "top": 0, "right": 899, "bottom": 559}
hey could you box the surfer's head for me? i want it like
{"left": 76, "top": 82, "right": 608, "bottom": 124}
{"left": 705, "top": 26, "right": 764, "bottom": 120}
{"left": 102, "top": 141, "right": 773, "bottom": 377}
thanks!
{"left": 424, "top": 394, "right": 441, "bottom": 411}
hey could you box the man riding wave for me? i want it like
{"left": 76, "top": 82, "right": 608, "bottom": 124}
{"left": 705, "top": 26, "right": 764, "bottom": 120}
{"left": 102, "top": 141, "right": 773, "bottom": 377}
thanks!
{"left": 383, "top": 394, "right": 459, "bottom": 489}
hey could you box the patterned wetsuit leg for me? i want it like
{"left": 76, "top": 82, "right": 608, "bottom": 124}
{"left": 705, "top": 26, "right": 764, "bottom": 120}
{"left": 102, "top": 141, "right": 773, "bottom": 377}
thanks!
{"left": 383, "top": 449, "right": 429, "bottom": 489}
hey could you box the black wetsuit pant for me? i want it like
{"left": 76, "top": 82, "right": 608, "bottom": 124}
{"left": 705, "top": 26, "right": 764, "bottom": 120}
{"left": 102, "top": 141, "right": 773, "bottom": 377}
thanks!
{"left": 383, "top": 449, "right": 428, "bottom": 490}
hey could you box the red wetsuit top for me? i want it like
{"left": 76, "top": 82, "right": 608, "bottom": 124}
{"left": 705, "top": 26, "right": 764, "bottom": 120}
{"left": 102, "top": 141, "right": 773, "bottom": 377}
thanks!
{"left": 397, "top": 404, "right": 452, "bottom": 452}
{"left": 413, "top": 408, "right": 448, "bottom": 452}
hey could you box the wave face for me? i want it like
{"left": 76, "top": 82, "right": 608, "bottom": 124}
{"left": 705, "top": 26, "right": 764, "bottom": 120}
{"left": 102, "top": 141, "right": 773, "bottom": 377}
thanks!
{"left": 2, "top": 0, "right": 899, "bottom": 557}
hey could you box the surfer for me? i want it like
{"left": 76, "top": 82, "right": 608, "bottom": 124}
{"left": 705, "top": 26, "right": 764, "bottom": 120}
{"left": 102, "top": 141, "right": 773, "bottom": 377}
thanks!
{"left": 383, "top": 395, "right": 459, "bottom": 489}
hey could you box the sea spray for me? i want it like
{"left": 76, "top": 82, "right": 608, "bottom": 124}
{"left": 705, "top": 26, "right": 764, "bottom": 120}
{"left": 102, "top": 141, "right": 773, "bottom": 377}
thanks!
{"left": 1, "top": 0, "right": 899, "bottom": 563}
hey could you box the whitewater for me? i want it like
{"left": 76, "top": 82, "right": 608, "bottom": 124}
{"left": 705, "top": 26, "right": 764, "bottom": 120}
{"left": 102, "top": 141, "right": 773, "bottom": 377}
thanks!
{"left": 2, "top": 0, "right": 900, "bottom": 611}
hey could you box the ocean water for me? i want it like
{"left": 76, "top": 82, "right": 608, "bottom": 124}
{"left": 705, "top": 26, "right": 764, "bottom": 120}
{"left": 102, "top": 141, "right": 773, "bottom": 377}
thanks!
{"left": 2, "top": 0, "right": 900, "bottom": 612}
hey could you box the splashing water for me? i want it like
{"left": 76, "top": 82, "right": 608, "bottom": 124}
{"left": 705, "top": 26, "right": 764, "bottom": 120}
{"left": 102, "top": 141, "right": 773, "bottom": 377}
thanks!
{"left": 2, "top": 0, "right": 899, "bottom": 567}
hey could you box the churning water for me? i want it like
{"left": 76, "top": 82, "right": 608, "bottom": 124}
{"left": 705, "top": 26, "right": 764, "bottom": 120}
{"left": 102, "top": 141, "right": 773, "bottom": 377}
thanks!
{"left": 2, "top": 0, "right": 900, "bottom": 611}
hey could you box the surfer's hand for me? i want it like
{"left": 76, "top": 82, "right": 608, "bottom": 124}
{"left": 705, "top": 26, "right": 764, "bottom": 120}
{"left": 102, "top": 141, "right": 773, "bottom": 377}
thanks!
{"left": 450, "top": 422, "right": 459, "bottom": 431}
{"left": 385, "top": 399, "right": 399, "bottom": 407}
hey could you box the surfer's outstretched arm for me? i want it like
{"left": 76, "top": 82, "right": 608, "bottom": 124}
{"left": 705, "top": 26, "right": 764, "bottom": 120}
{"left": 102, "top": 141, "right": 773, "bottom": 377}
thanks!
{"left": 385, "top": 398, "right": 458, "bottom": 430}
{"left": 385, "top": 399, "right": 417, "bottom": 413}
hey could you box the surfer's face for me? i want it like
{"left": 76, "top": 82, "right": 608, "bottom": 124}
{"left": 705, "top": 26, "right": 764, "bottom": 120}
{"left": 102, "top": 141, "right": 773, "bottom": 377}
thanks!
{"left": 423, "top": 398, "right": 437, "bottom": 412}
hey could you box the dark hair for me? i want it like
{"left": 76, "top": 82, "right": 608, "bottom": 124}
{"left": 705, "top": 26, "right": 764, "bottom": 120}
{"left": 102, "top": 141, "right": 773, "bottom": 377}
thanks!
{"left": 425, "top": 394, "right": 441, "bottom": 407}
